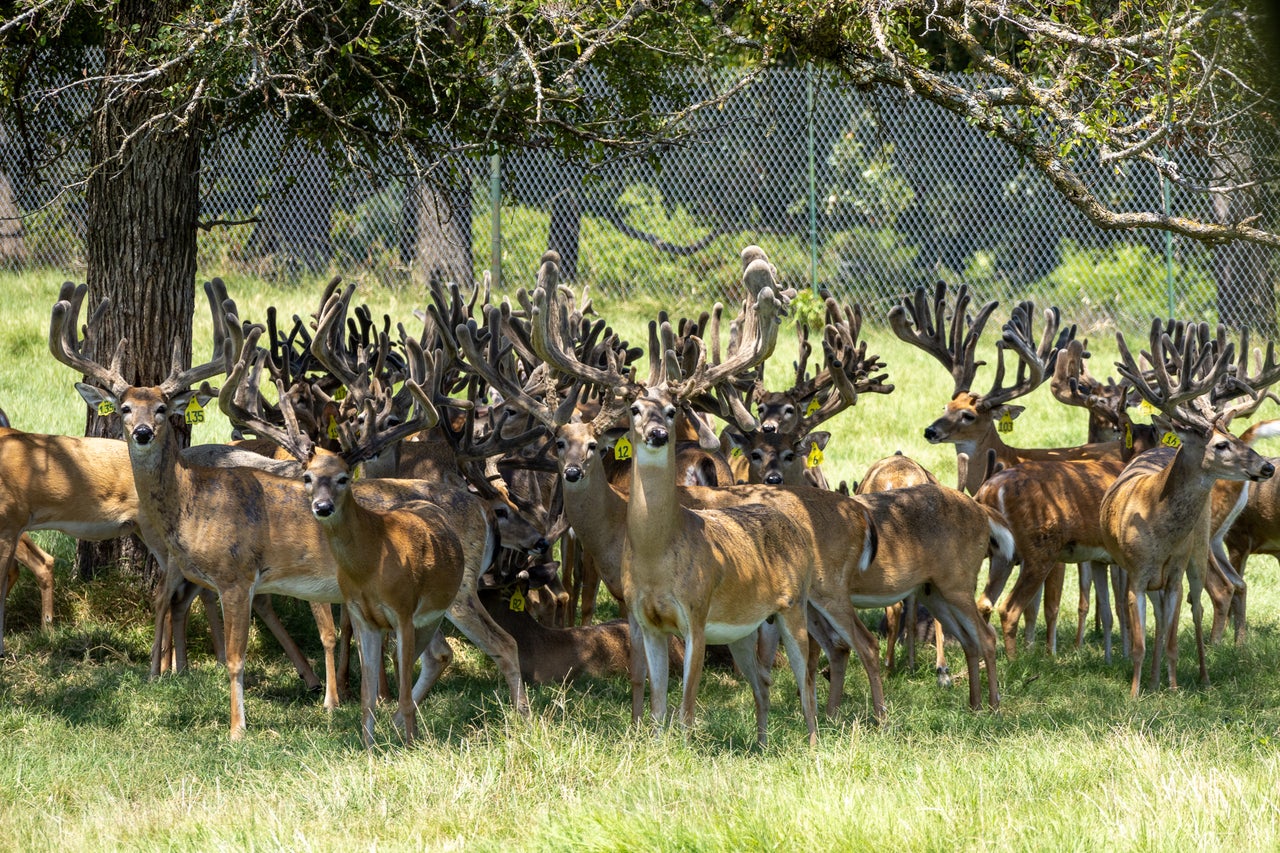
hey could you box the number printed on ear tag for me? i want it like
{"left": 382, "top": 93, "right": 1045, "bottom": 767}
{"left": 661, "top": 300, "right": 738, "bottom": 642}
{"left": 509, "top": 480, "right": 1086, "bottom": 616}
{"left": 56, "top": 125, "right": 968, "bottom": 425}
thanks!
{"left": 613, "top": 435, "right": 633, "bottom": 461}
{"left": 997, "top": 413, "right": 1014, "bottom": 434}
{"left": 509, "top": 588, "right": 526, "bottom": 612}
{"left": 1161, "top": 431, "right": 1181, "bottom": 448}
{"left": 805, "top": 398, "right": 821, "bottom": 418}
{"left": 328, "top": 415, "right": 340, "bottom": 441}
{"left": 334, "top": 386, "right": 348, "bottom": 401}
{"left": 184, "top": 397, "right": 205, "bottom": 425}
{"left": 1140, "top": 399, "right": 1157, "bottom": 415}
{"left": 1124, "top": 422, "right": 1134, "bottom": 449}
{"left": 97, "top": 400, "right": 116, "bottom": 416}
{"left": 730, "top": 446, "right": 743, "bottom": 458}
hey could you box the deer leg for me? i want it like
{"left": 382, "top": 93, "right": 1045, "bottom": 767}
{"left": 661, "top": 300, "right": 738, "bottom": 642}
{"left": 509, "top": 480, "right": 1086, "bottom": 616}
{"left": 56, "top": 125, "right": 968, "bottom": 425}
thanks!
{"left": 563, "top": 534, "right": 580, "bottom": 627}
{"left": 639, "top": 619, "right": 672, "bottom": 731}
{"left": 0, "top": 538, "right": 17, "bottom": 657}
{"left": 932, "top": 618, "right": 951, "bottom": 689}
{"left": 628, "top": 614, "right": 648, "bottom": 725}
{"left": 308, "top": 601, "right": 339, "bottom": 708}
{"left": 726, "top": 633, "right": 771, "bottom": 747}
{"left": 1204, "top": 556, "right": 1234, "bottom": 645}
{"left": 811, "top": 599, "right": 883, "bottom": 722}
{"left": 150, "top": 566, "right": 193, "bottom": 678}
{"left": 444, "top": 589, "right": 529, "bottom": 716}
{"left": 775, "top": 606, "right": 819, "bottom": 748}
{"left": 1043, "top": 562, "right": 1065, "bottom": 655}
{"left": 409, "top": 628, "right": 453, "bottom": 705}
{"left": 169, "top": 582, "right": 206, "bottom": 673}
{"left": 16, "top": 534, "right": 55, "bottom": 631}
{"left": 883, "top": 601, "right": 902, "bottom": 671}
{"left": 1113, "top": 566, "right": 1130, "bottom": 660}
{"left": 1128, "top": 587, "right": 1146, "bottom": 698}
{"left": 1076, "top": 562, "right": 1092, "bottom": 649}
{"left": 353, "top": 611, "right": 383, "bottom": 749}
{"left": 1231, "top": 578, "right": 1248, "bottom": 646}
{"left": 1156, "top": 585, "right": 1182, "bottom": 691}
{"left": 337, "top": 605, "right": 354, "bottom": 701}
{"left": 580, "top": 552, "right": 601, "bottom": 627}
{"left": 676, "top": 623, "right": 708, "bottom": 737}
{"left": 805, "top": 609, "right": 845, "bottom": 717}
{"left": 998, "top": 557, "right": 1056, "bottom": 659}
{"left": 1090, "top": 563, "right": 1115, "bottom": 664}
{"left": 925, "top": 595, "right": 983, "bottom": 711}
{"left": 1185, "top": 571, "right": 1209, "bottom": 687}
{"left": 977, "top": 552, "right": 1016, "bottom": 626}
{"left": 220, "top": 586, "right": 253, "bottom": 741}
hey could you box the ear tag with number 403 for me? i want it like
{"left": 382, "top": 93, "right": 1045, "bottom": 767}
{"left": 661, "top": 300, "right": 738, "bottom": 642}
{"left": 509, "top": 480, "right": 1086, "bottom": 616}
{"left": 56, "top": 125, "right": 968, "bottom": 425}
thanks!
{"left": 997, "top": 413, "right": 1015, "bottom": 434}
{"left": 508, "top": 587, "right": 526, "bottom": 613}
{"left": 613, "top": 435, "right": 633, "bottom": 461}
{"left": 184, "top": 397, "right": 205, "bottom": 426}
{"left": 97, "top": 400, "right": 116, "bottom": 416}
{"left": 1161, "top": 431, "right": 1181, "bottom": 448}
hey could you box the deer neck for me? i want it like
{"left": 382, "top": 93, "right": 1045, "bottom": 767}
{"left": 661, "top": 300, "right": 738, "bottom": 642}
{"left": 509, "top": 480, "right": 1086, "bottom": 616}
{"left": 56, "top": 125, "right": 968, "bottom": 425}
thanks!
{"left": 562, "top": 455, "right": 628, "bottom": 583}
{"left": 954, "top": 428, "right": 1014, "bottom": 494}
{"left": 126, "top": 427, "right": 196, "bottom": 534}
{"left": 627, "top": 438, "right": 682, "bottom": 563}
{"left": 317, "top": 492, "right": 382, "bottom": 581}
{"left": 1154, "top": 444, "right": 1217, "bottom": 527}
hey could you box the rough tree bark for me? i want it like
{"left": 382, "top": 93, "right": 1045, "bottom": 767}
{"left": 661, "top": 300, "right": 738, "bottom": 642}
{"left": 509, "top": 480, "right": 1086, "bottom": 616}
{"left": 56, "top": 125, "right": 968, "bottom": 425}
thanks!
{"left": 405, "top": 179, "right": 473, "bottom": 288}
{"left": 1211, "top": 148, "right": 1276, "bottom": 335}
{"left": 76, "top": 0, "right": 201, "bottom": 585}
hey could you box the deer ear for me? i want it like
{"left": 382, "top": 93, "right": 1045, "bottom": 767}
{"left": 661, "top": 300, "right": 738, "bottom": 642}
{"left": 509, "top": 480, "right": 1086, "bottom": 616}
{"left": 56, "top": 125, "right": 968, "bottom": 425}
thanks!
{"left": 721, "top": 427, "right": 750, "bottom": 455}
{"left": 797, "top": 430, "right": 831, "bottom": 452}
{"left": 75, "top": 382, "right": 116, "bottom": 409}
{"left": 599, "top": 426, "right": 630, "bottom": 452}
{"left": 993, "top": 405, "right": 1025, "bottom": 421}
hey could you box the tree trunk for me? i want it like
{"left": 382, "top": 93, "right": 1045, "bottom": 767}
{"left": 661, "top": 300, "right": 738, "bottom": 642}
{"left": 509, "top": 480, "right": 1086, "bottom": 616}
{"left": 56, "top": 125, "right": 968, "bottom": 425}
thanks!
{"left": 77, "top": 0, "right": 201, "bottom": 585}
{"left": 1211, "top": 148, "right": 1276, "bottom": 335}
{"left": 405, "top": 178, "right": 473, "bottom": 288}
{"left": 0, "top": 172, "right": 27, "bottom": 267}
{"left": 548, "top": 183, "right": 582, "bottom": 281}
{"left": 243, "top": 145, "right": 333, "bottom": 276}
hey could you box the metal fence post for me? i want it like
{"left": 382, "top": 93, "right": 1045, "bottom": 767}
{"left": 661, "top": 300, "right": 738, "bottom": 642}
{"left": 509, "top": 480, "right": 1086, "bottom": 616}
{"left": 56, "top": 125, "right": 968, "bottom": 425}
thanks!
{"left": 489, "top": 153, "right": 502, "bottom": 290}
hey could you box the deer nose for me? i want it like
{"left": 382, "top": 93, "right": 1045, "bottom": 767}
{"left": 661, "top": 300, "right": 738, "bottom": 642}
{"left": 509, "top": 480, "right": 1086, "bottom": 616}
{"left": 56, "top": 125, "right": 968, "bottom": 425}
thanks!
{"left": 761, "top": 422, "right": 777, "bottom": 433}
{"left": 531, "top": 538, "right": 550, "bottom": 554}
{"left": 647, "top": 427, "right": 669, "bottom": 447}
{"left": 1260, "top": 461, "right": 1275, "bottom": 480}
{"left": 563, "top": 465, "right": 583, "bottom": 483}
{"left": 312, "top": 500, "right": 335, "bottom": 518}
{"left": 923, "top": 426, "right": 941, "bottom": 442}
{"left": 764, "top": 472, "right": 784, "bottom": 485}
{"left": 132, "top": 424, "right": 154, "bottom": 445}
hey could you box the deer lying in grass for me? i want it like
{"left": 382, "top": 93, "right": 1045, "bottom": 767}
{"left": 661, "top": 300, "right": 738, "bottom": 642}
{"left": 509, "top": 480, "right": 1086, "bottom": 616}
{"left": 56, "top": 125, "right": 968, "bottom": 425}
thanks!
{"left": 1100, "top": 321, "right": 1280, "bottom": 697}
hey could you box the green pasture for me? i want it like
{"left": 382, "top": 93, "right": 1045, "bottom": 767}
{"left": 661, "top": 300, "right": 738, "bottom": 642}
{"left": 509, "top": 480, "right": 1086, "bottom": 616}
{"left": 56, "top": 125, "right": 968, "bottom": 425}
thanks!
{"left": 1, "top": 270, "right": 1279, "bottom": 851}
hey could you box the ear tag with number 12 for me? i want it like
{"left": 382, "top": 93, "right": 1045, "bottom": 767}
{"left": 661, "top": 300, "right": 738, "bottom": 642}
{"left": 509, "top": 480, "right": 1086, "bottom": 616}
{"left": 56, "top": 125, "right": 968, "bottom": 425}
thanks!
{"left": 613, "top": 435, "right": 633, "bottom": 461}
{"left": 184, "top": 397, "right": 205, "bottom": 426}
{"left": 997, "top": 413, "right": 1014, "bottom": 434}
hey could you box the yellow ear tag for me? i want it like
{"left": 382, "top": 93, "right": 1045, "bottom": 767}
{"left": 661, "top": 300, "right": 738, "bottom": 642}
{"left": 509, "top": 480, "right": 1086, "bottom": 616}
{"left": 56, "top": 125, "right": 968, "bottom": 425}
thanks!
{"left": 1123, "top": 422, "right": 1134, "bottom": 449}
{"left": 1161, "top": 431, "right": 1182, "bottom": 448}
{"left": 807, "top": 442, "right": 825, "bottom": 468}
{"left": 327, "top": 415, "right": 340, "bottom": 441}
{"left": 613, "top": 435, "right": 633, "bottom": 461}
{"left": 1140, "top": 399, "right": 1157, "bottom": 415}
{"left": 997, "top": 413, "right": 1014, "bottom": 434}
{"left": 508, "top": 587, "right": 526, "bottom": 612}
{"left": 96, "top": 400, "right": 116, "bottom": 416}
{"left": 184, "top": 397, "right": 206, "bottom": 426}
{"left": 730, "top": 445, "right": 743, "bottom": 458}
{"left": 804, "top": 398, "right": 821, "bottom": 418}
{"left": 333, "top": 385, "right": 348, "bottom": 401}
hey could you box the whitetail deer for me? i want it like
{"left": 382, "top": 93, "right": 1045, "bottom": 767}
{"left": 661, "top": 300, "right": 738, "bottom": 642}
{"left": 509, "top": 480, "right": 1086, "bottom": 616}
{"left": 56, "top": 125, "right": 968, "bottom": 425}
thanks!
{"left": 1212, "top": 422, "right": 1280, "bottom": 644}
{"left": 224, "top": 322, "right": 465, "bottom": 747}
{"left": 1100, "top": 321, "right": 1280, "bottom": 697}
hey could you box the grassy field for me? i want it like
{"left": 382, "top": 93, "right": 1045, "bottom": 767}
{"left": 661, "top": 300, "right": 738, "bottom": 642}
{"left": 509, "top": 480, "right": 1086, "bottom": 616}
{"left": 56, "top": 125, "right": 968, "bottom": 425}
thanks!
{"left": 2, "top": 270, "right": 1280, "bottom": 851}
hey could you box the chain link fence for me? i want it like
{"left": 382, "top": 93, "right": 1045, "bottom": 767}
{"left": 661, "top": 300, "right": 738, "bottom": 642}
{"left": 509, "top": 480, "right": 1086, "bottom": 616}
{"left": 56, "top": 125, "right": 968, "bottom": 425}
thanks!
{"left": 2, "top": 68, "right": 1277, "bottom": 333}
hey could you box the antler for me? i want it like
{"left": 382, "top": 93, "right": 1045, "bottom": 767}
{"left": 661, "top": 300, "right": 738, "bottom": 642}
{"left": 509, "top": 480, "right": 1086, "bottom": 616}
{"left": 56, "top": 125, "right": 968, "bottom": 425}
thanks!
{"left": 797, "top": 296, "right": 894, "bottom": 432}
{"left": 218, "top": 325, "right": 317, "bottom": 462}
{"left": 977, "top": 301, "right": 1073, "bottom": 412}
{"left": 1114, "top": 320, "right": 1235, "bottom": 435}
{"left": 888, "top": 281, "right": 999, "bottom": 396}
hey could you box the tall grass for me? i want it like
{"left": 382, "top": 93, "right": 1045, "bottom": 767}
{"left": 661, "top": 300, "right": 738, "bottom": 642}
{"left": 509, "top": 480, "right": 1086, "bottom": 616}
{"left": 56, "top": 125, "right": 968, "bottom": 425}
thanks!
{"left": 1, "top": 270, "right": 1279, "bottom": 851}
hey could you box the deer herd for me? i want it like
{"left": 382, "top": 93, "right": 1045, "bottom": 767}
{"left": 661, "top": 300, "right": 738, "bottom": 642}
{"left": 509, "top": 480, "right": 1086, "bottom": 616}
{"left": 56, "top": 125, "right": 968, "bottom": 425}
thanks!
{"left": 2, "top": 245, "right": 1278, "bottom": 748}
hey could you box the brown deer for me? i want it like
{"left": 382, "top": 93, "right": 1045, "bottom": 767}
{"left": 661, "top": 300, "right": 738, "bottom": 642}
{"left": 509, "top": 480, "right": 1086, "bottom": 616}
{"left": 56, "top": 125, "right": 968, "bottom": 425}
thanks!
{"left": 224, "top": 327, "right": 465, "bottom": 747}
{"left": 1100, "top": 321, "right": 1280, "bottom": 697}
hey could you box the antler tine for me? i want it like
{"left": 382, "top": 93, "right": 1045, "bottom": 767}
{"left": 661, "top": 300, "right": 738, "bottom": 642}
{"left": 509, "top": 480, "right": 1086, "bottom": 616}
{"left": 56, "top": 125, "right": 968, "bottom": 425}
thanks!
{"left": 342, "top": 339, "right": 443, "bottom": 467}
{"left": 218, "top": 327, "right": 315, "bottom": 462}
{"left": 1115, "top": 319, "right": 1232, "bottom": 432}
{"left": 156, "top": 278, "right": 232, "bottom": 395}
{"left": 455, "top": 313, "right": 558, "bottom": 431}
{"left": 310, "top": 281, "right": 364, "bottom": 391}
{"left": 49, "top": 281, "right": 132, "bottom": 396}
{"left": 531, "top": 284, "right": 633, "bottom": 391}
{"left": 889, "top": 282, "right": 996, "bottom": 395}
{"left": 798, "top": 298, "right": 893, "bottom": 431}
{"left": 1212, "top": 327, "right": 1280, "bottom": 425}
{"left": 979, "top": 301, "right": 1070, "bottom": 411}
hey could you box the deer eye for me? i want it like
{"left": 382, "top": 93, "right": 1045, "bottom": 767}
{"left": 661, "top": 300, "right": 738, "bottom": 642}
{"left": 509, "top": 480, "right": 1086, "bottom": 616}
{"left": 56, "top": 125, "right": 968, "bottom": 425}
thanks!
{"left": 664, "top": 407, "right": 677, "bottom": 419}
{"left": 960, "top": 412, "right": 975, "bottom": 422}
{"left": 156, "top": 405, "right": 167, "bottom": 416}
{"left": 1215, "top": 440, "right": 1230, "bottom": 450}
{"left": 750, "top": 451, "right": 762, "bottom": 461}
{"left": 587, "top": 442, "right": 597, "bottom": 453}
{"left": 119, "top": 404, "right": 131, "bottom": 414}
{"left": 555, "top": 439, "right": 566, "bottom": 451}
{"left": 783, "top": 405, "right": 795, "bottom": 416}
{"left": 303, "top": 474, "right": 313, "bottom": 486}
{"left": 630, "top": 406, "right": 641, "bottom": 417}
{"left": 337, "top": 475, "right": 350, "bottom": 487}
{"left": 782, "top": 452, "right": 796, "bottom": 462}
{"left": 494, "top": 506, "right": 509, "bottom": 519}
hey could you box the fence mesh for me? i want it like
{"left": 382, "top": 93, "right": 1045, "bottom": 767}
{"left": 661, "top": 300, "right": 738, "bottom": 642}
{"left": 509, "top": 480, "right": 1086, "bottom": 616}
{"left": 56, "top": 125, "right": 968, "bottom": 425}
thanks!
{"left": 1, "top": 67, "right": 1277, "bottom": 334}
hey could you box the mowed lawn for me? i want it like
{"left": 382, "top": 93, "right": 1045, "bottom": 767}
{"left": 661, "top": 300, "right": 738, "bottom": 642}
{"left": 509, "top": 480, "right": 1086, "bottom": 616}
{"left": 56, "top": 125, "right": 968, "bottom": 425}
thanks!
{"left": 0, "top": 270, "right": 1278, "bottom": 851}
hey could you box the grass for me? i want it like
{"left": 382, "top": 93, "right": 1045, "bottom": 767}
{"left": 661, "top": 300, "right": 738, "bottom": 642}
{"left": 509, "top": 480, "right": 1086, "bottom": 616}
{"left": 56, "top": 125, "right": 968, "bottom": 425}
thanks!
{"left": 2, "top": 269, "right": 1280, "bottom": 851}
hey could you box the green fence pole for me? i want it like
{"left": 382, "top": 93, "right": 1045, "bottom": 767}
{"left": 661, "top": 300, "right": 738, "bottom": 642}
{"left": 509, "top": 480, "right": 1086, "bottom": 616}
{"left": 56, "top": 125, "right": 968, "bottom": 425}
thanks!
{"left": 1162, "top": 151, "right": 1174, "bottom": 318}
{"left": 807, "top": 66, "right": 818, "bottom": 292}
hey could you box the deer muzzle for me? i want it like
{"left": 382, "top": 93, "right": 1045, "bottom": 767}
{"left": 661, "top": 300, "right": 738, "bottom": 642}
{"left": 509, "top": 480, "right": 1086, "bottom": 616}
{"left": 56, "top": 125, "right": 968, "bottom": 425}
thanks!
{"left": 312, "top": 499, "right": 335, "bottom": 519}
{"left": 131, "top": 424, "right": 155, "bottom": 446}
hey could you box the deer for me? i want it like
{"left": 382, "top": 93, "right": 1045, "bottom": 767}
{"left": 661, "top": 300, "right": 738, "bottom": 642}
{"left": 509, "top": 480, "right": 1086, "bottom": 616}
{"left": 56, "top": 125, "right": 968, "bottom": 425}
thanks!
{"left": 1212, "top": 424, "right": 1280, "bottom": 644}
{"left": 1099, "top": 320, "right": 1280, "bottom": 697}
{"left": 223, "top": 323, "right": 465, "bottom": 747}
{"left": 889, "top": 282, "right": 1107, "bottom": 651}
